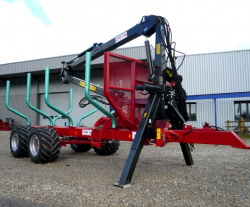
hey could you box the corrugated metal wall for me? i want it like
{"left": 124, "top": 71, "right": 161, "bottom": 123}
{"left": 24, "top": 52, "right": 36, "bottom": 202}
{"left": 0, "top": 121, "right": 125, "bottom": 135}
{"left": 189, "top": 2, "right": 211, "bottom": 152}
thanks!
{"left": 0, "top": 54, "right": 75, "bottom": 75}
{"left": 177, "top": 50, "right": 250, "bottom": 95}
{"left": 178, "top": 50, "right": 250, "bottom": 129}
{"left": 0, "top": 46, "right": 147, "bottom": 75}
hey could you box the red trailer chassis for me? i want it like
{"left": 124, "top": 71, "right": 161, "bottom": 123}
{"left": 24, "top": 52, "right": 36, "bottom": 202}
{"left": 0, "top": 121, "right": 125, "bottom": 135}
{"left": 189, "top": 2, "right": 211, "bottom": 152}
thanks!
{"left": 54, "top": 124, "right": 249, "bottom": 149}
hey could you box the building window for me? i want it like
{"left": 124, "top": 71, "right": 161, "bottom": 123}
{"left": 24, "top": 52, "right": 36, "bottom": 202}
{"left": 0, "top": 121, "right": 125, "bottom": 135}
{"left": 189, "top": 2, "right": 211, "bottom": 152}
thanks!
{"left": 234, "top": 101, "right": 250, "bottom": 120}
{"left": 186, "top": 102, "right": 197, "bottom": 121}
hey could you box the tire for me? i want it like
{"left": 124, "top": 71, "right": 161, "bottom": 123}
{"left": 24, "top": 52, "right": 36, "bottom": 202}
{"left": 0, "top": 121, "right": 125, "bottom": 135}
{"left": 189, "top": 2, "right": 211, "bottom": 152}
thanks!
{"left": 94, "top": 140, "right": 120, "bottom": 155}
{"left": 70, "top": 144, "right": 92, "bottom": 152}
{"left": 28, "top": 127, "right": 60, "bottom": 163}
{"left": 10, "top": 125, "right": 31, "bottom": 158}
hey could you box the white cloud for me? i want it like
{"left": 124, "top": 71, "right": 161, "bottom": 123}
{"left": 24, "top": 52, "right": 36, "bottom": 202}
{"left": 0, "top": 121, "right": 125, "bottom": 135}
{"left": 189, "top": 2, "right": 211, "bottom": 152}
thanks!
{"left": 1, "top": 0, "right": 250, "bottom": 64}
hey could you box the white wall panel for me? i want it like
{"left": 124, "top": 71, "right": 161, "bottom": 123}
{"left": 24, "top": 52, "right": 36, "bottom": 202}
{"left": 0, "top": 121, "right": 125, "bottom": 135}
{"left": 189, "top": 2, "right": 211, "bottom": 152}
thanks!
{"left": 178, "top": 50, "right": 250, "bottom": 95}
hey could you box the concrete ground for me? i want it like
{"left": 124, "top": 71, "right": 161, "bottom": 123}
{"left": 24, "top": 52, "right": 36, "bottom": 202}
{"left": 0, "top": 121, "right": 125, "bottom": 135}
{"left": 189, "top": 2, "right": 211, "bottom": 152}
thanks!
{"left": 0, "top": 131, "right": 249, "bottom": 207}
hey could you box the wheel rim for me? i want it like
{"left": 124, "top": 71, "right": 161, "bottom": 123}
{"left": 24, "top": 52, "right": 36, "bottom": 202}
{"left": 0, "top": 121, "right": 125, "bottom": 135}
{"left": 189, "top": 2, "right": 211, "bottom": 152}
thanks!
{"left": 11, "top": 133, "right": 19, "bottom": 151}
{"left": 30, "top": 135, "right": 40, "bottom": 156}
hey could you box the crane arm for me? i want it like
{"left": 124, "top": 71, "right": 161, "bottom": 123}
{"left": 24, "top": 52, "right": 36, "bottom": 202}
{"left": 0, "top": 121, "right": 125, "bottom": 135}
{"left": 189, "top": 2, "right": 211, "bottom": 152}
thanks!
{"left": 61, "top": 15, "right": 157, "bottom": 70}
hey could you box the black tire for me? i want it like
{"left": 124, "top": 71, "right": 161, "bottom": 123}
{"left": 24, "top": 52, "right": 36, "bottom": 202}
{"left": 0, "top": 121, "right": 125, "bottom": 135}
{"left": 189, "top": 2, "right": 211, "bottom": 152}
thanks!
{"left": 70, "top": 144, "right": 92, "bottom": 152}
{"left": 94, "top": 140, "right": 120, "bottom": 155}
{"left": 28, "top": 127, "right": 60, "bottom": 163}
{"left": 10, "top": 125, "right": 31, "bottom": 158}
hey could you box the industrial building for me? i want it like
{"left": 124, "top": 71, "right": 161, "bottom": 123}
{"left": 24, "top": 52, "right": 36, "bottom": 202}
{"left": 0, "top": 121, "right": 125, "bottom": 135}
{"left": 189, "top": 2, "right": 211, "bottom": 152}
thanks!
{"left": 0, "top": 46, "right": 249, "bottom": 130}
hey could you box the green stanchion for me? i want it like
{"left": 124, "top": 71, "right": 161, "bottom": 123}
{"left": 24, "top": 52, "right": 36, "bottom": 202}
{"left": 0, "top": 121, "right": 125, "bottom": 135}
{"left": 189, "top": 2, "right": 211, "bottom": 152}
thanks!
{"left": 26, "top": 73, "right": 53, "bottom": 125}
{"left": 45, "top": 66, "right": 73, "bottom": 127}
{"left": 6, "top": 81, "right": 30, "bottom": 125}
{"left": 84, "top": 52, "right": 116, "bottom": 128}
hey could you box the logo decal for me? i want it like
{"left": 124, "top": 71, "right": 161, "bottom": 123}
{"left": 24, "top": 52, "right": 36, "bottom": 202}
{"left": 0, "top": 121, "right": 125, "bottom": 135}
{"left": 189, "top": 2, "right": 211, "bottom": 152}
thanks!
{"left": 115, "top": 32, "right": 128, "bottom": 43}
{"left": 82, "top": 130, "right": 92, "bottom": 135}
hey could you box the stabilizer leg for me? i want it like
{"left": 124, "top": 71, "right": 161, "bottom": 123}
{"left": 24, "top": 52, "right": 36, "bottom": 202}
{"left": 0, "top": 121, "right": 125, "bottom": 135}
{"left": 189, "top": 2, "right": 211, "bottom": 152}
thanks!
{"left": 180, "top": 143, "right": 194, "bottom": 165}
{"left": 115, "top": 94, "right": 162, "bottom": 188}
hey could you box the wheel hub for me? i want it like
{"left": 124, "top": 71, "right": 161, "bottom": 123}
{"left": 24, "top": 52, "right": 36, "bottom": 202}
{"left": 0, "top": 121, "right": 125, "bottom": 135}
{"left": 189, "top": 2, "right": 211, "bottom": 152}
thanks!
{"left": 11, "top": 133, "right": 19, "bottom": 151}
{"left": 30, "top": 135, "right": 39, "bottom": 156}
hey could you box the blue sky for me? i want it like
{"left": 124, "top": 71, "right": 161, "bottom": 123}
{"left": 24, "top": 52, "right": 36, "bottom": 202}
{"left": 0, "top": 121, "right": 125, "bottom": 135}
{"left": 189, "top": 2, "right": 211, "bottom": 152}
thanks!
{"left": 0, "top": 0, "right": 250, "bottom": 64}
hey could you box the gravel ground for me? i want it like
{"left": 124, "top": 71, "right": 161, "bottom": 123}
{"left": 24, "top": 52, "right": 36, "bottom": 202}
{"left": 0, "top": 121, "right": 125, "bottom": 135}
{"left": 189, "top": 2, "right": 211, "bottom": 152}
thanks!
{"left": 0, "top": 131, "right": 249, "bottom": 207}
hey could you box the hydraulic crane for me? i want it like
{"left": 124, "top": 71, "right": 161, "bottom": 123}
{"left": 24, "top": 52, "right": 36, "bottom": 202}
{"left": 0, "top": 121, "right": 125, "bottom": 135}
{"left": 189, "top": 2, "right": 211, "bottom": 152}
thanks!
{"left": 60, "top": 15, "right": 194, "bottom": 187}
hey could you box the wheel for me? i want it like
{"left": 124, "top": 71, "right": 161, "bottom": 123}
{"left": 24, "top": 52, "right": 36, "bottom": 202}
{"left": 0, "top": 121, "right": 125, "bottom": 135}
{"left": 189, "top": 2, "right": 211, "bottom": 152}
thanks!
{"left": 94, "top": 140, "right": 120, "bottom": 155}
{"left": 28, "top": 127, "right": 60, "bottom": 163}
{"left": 70, "top": 144, "right": 92, "bottom": 152}
{"left": 10, "top": 125, "right": 31, "bottom": 158}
